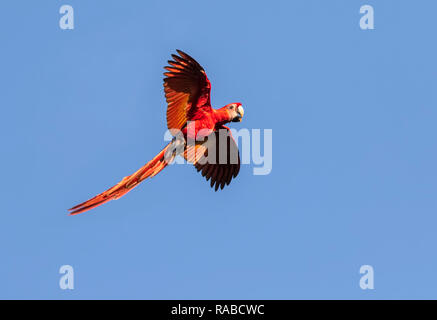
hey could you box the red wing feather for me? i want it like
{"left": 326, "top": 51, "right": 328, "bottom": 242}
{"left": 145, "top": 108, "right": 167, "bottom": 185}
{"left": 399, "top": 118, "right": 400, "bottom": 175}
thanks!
{"left": 163, "top": 50, "right": 211, "bottom": 134}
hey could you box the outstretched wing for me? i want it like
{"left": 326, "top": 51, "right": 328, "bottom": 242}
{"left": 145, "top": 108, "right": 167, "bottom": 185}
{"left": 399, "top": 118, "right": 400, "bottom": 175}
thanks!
{"left": 184, "top": 126, "right": 240, "bottom": 191}
{"left": 164, "top": 50, "right": 211, "bottom": 135}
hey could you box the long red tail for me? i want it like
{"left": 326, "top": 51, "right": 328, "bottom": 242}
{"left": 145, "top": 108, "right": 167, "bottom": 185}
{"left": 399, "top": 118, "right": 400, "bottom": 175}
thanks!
{"left": 69, "top": 143, "right": 173, "bottom": 215}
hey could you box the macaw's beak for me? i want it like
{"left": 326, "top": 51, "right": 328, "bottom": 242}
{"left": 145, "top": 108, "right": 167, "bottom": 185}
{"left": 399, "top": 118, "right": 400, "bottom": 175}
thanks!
{"left": 233, "top": 105, "right": 244, "bottom": 122}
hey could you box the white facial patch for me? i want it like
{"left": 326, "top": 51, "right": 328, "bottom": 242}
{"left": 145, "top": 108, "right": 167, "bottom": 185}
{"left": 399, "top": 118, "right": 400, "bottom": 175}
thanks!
{"left": 237, "top": 105, "right": 244, "bottom": 117}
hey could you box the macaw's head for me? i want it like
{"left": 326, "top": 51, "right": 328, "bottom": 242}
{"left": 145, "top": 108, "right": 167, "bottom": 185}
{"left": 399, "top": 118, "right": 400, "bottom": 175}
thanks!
{"left": 225, "top": 103, "right": 244, "bottom": 122}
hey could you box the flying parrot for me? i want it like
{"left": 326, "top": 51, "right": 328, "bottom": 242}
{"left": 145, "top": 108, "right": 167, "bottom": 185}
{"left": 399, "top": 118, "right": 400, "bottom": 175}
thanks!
{"left": 69, "top": 50, "right": 244, "bottom": 215}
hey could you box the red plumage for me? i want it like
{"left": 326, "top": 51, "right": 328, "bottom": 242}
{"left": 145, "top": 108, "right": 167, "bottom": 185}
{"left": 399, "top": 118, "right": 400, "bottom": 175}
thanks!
{"left": 69, "top": 50, "right": 244, "bottom": 215}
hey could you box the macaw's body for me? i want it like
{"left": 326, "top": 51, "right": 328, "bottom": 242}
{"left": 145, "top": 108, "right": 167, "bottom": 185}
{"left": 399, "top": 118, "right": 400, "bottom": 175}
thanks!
{"left": 69, "top": 50, "right": 244, "bottom": 215}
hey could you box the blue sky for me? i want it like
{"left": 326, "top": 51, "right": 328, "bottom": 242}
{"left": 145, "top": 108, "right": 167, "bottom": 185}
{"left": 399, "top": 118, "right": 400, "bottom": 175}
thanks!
{"left": 1, "top": 0, "right": 436, "bottom": 299}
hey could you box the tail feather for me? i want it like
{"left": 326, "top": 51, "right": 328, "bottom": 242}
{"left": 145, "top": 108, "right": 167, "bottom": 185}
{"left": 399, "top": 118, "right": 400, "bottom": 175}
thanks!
{"left": 69, "top": 143, "right": 174, "bottom": 215}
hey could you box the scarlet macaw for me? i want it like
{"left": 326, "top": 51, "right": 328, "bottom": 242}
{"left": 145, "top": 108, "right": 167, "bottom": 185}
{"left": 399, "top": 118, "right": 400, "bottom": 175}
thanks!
{"left": 69, "top": 50, "right": 244, "bottom": 215}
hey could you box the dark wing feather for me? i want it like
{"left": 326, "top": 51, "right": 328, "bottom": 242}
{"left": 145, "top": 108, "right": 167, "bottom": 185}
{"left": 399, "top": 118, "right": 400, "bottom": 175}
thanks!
{"left": 190, "top": 127, "right": 240, "bottom": 191}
